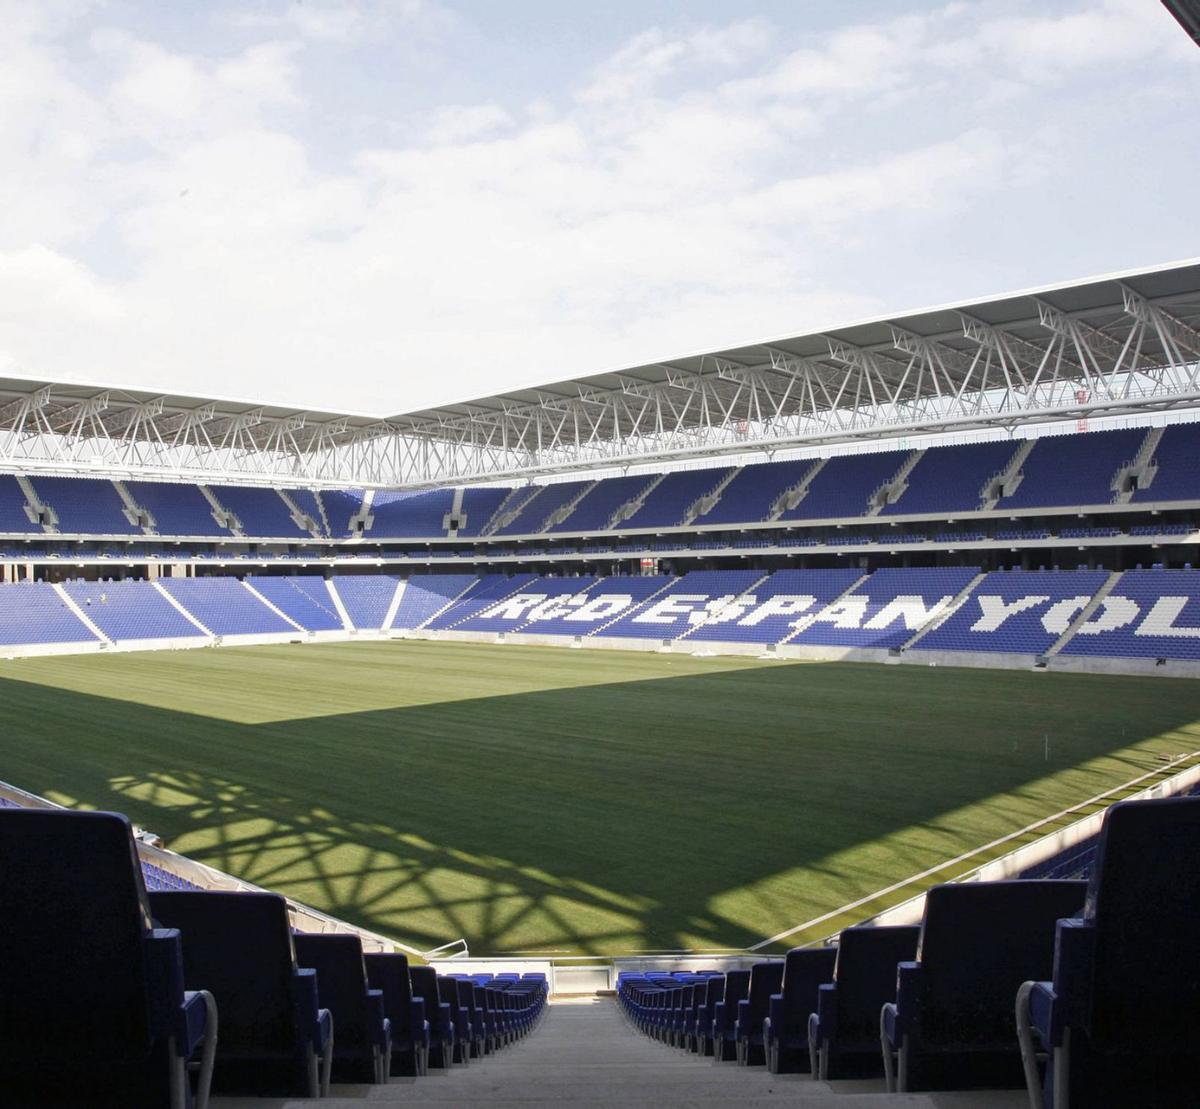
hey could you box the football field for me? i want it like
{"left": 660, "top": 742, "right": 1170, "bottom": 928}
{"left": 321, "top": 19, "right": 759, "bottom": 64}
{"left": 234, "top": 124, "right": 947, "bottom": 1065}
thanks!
{"left": 1, "top": 640, "right": 1197, "bottom": 956}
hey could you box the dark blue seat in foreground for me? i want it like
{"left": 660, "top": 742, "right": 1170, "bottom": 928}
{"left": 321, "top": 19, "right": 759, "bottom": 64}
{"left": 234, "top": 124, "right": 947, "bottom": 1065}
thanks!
{"left": 1016, "top": 796, "right": 1200, "bottom": 1108}
{"left": 808, "top": 924, "right": 920, "bottom": 1079}
{"left": 693, "top": 975, "right": 726, "bottom": 1056}
{"left": 364, "top": 952, "right": 429, "bottom": 1077}
{"left": 734, "top": 961, "right": 784, "bottom": 1065}
{"left": 710, "top": 969, "right": 751, "bottom": 1062}
{"left": 763, "top": 946, "right": 838, "bottom": 1073}
{"left": 410, "top": 966, "right": 455, "bottom": 1068}
{"left": 151, "top": 890, "right": 333, "bottom": 1097}
{"left": 882, "top": 879, "right": 1086, "bottom": 1092}
{"left": 292, "top": 932, "right": 391, "bottom": 1084}
{"left": 0, "top": 809, "right": 216, "bottom": 1109}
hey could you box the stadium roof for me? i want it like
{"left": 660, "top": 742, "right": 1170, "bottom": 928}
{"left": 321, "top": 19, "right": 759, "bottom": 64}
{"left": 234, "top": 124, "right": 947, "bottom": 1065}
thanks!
{"left": 1, "top": 258, "right": 1198, "bottom": 488}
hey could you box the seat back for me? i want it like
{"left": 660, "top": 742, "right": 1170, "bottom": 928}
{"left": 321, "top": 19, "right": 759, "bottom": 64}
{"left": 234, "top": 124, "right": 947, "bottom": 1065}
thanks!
{"left": 293, "top": 933, "right": 372, "bottom": 1041}
{"left": 915, "top": 880, "right": 1086, "bottom": 1044}
{"left": 743, "top": 962, "right": 785, "bottom": 1023}
{"left": 780, "top": 947, "right": 837, "bottom": 1026}
{"left": 1082, "top": 796, "right": 1200, "bottom": 1047}
{"left": 703, "top": 975, "right": 726, "bottom": 1010}
{"left": 0, "top": 809, "right": 158, "bottom": 1062}
{"left": 409, "top": 966, "right": 445, "bottom": 1031}
{"left": 364, "top": 952, "right": 417, "bottom": 1038}
{"left": 151, "top": 890, "right": 299, "bottom": 1050}
{"left": 832, "top": 925, "right": 920, "bottom": 1040}
{"left": 720, "top": 970, "right": 751, "bottom": 1018}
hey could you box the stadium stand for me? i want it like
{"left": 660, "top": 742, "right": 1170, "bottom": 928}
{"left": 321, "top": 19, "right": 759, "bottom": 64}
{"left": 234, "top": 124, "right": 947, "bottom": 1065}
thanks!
{"left": 693, "top": 458, "right": 815, "bottom": 526}
{"left": 455, "top": 486, "right": 513, "bottom": 536}
{"left": 881, "top": 440, "right": 1019, "bottom": 516}
{"left": 621, "top": 468, "right": 734, "bottom": 529}
{"left": 0, "top": 581, "right": 97, "bottom": 646}
{"left": 424, "top": 573, "right": 539, "bottom": 630}
{"left": 1131, "top": 422, "right": 1200, "bottom": 503}
{"left": 284, "top": 488, "right": 327, "bottom": 535}
{"left": 246, "top": 575, "right": 344, "bottom": 631}
{"left": 509, "top": 573, "right": 671, "bottom": 635}
{"left": 332, "top": 574, "right": 400, "bottom": 629}
{"left": 914, "top": 569, "right": 1110, "bottom": 656}
{"left": 0, "top": 474, "right": 43, "bottom": 533}
{"left": 594, "top": 569, "right": 762, "bottom": 639}
{"left": 62, "top": 579, "right": 205, "bottom": 642}
{"left": 364, "top": 953, "right": 429, "bottom": 1077}
{"left": 492, "top": 481, "right": 592, "bottom": 536}
{"left": 206, "top": 484, "right": 310, "bottom": 538}
{"left": 996, "top": 429, "right": 1147, "bottom": 510}
{"left": 159, "top": 577, "right": 295, "bottom": 635}
{"left": 27, "top": 475, "right": 141, "bottom": 535}
{"left": 368, "top": 489, "right": 455, "bottom": 538}
{"left": 454, "top": 574, "right": 598, "bottom": 633}
{"left": 390, "top": 573, "right": 479, "bottom": 629}
{"left": 733, "top": 961, "right": 784, "bottom": 1066}
{"left": 779, "top": 450, "right": 909, "bottom": 520}
{"left": 125, "top": 481, "right": 233, "bottom": 537}
{"left": 789, "top": 567, "right": 980, "bottom": 650}
{"left": 547, "top": 473, "right": 657, "bottom": 533}
{"left": 317, "top": 488, "right": 364, "bottom": 536}
{"left": 1059, "top": 568, "right": 1200, "bottom": 660}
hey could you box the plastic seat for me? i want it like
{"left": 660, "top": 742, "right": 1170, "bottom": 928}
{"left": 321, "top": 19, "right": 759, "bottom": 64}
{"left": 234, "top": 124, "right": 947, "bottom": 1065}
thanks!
{"left": 711, "top": 969, "right": 751, "bottom": 1062}
{"left": 0, "top": 808, "right": 216, "bottom": 1109}
{"left": 734, "top": 961, "right": 784, "bottom": 1065}
{"left": 410, "top": 966, "right": 455, "bottom": 1068}
{"left": 364, "top": 952, "right": 429, "bottom": 1077}
{"left": 764, "top": 946, "right": 837, "bottom": 1073}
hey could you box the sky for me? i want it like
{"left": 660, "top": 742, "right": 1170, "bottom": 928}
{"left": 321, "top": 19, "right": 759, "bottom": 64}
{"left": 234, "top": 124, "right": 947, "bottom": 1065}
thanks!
{"left": 1, "top": 0, "right": 1197, "bottom": 417}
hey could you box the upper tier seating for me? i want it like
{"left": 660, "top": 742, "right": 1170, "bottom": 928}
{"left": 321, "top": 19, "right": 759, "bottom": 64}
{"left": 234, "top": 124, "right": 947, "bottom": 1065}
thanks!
{"left": 0, "top": 474, "right": 42, "bottom": 533}
{"left": 548, "top": 474, "right": 657, "bottom": 533}
{"left": 125, "top": 481, "right": 232, "bottom": 537}
{"left": 1016, "top": 796, "right": 1200, "bottom": 1109}
{"left": 318, "top": 489, "right": 364, "bottom": 536}
{"left": 595, "top": 569, "right": 762, "bottom": 639}
{"left": 0, "top": 808, "right": 215, "bottom": 1109}
{"left": 790, "top": 567, "right": 980, "bottom": 650}
{"left": 62, "top": 580, "right": 204, "bottom": 641}
{"left": 914, "top": 569, "right": 1111, "bottom": 656}
{"left": 149, "top": 890, "right": 333, "bottom": 1098}
{"left": 622, "top": 468, "right": 734, "bottom": 530}
{"left": 291, "top": 933, "right": 391, "bottom": 1085}
{"left": 160, "top": 577, "right": 295, "bottom": 635}
{"left": 763, "top": 946, "right": 838, "bottom": 1074}
{"left": 997, "top": 429, "right": 1146, "bottom": 510}
{"left": 779, "top": 450, "right": 909, "bottom": 521}
{"left": 284, "top": 488, "right": 327, "bottom": 535}
{"left": 424, "top": 574, "right": 539, "bottom": 630}
{"left": 1132, "top": 423, "right": 1200, "bottom": 503}
{"left": 1059, "top": 569, "right": 1200, "bottom": 660}
{"left": 333, "top": 574, "right": 400, "bottom": 629}
{"left": 454, "top": 574, "right": 598, "bottom": 632}
{"left": 881, "top": 880, "right": 1086, "bottom": 1093}
{"left": 694, "top": 458, "right": 815, "bottom": 526}
{"left": 0, "top": 582, "right": 97, "bottom": 646}
{"left": 207, "top": 485, "right": 310, "bottom": 538}
{"left": 390, "top": 574, "right": 479, "bottom": 629}
{"left": 29, "top": 475, "right": 140, "bottom": 535}
{"left": 247, "top": 575, "right": 344, "bottom": 631}
{"left": 368, "top": 490, "right": 455, "bottom": 538}
{"left": 493, "top": 481, "right": 592, "bottom": 536}
{"left": 688, "top": 568, "right": 862, "bottom": 644}
{"left": 809, "top": 924, "right": 921, "bottom": 1080}
{"left": 454, "top": 486, "right": 513, "bottom": 537}
{"left": 882, "top": 440, "right": 1019, "bottom": 516}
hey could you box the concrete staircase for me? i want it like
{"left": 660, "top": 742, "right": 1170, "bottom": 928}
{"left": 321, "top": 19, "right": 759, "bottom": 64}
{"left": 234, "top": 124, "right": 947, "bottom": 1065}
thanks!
{"left": 767, "top": 459, "right": 826, "bottom": 521}
{"left": 1111, "top": 426, "right": 1163, "bottom": 503}
{"left": 542, "top": 481, "right": 598, "bottom": 532}
{"left": 348, "top": 489, "right": 376, "bottom": 538}
{"left": 417, "top": 577, "right": 485, "bottom": 630}
{"left": 52, "top": 584, "right": 112, "bottom": 645}
{"left": 778, "top": 574, "right": 869, "bottom": 646}
{"left": 276, "top": 488, "right": 322, "bottom": 537}
{"left": 607, "top": 474, "right": 666, "bottom": 529}
{"left": 198, "top": 485, "right": 242, "bottom": 536}
{"left": 1044, "top": 570, "right": 1125, "bottom": 657}
{"left": 676, "top": 572, "right": 771, "bottom": 640}
{"left": 980, "top": 440, "right": 1035, "bottom": 510}
{"left": 866, "top": 450, "right": 925, "bottom": 516}
{"left": 113, "top": 480, "right": 157, "bottom": 534}
{"left": 483, "top": 487, "right": 541, "bottom": 536}
{"left": 16, "top": 475, "right": 57, "bottom": 533}
{"left": 682, "top": 466, "right": 742, "bottom": 526}
{"left": 586, "top": 578, "right": 677, "bottom": 637}
{"left": 900, "top": 572, "right": 988, "bottom": 651}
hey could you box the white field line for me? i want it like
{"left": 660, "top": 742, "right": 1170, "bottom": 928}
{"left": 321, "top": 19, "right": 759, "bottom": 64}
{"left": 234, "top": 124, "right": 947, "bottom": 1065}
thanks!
{"left": 748, "top": 751, "right": 1200, "bottom": 951}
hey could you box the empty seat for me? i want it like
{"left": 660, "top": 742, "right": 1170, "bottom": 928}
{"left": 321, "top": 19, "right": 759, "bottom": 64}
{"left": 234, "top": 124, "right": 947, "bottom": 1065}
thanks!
{"left": 0, "top": 808, "right": 216, "bottom": 1109}
{"left": 808, "top": 924, "right": 920, "bottom": 1079}
{"left": 763, "top": 946, "right": 838, "bottom": 1073}
{"left": 734, "top": 961, "right": 785, "bottom": 1065}
{"left": 693, "top": 974, "right": 726, "bottom": 1057}
{"left": 1016, "top": 796, "right": 1200, "bottom": 1108}
{"left": 882, "top": 879, "right": 1086, "bottom": 1092}
{"left": 710, "top": 969, "right": 751, "bottom": 1062}
{"left": 149, "top": 890, "right": 333, "bottom": 1098}
{"left": 292, "top": 933, "right": 391, "bottom": 1084}
{"left": 364, "top": 952, "right": 430, "bottom": 1077}
{"left": 409, "top": 966, "right": 455, "bottom": 1068}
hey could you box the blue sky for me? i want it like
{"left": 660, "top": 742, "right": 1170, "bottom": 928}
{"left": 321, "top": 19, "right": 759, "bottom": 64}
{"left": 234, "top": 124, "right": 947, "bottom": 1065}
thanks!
{"left": 1, "top": 0, "right": 1196, "bottom": 414}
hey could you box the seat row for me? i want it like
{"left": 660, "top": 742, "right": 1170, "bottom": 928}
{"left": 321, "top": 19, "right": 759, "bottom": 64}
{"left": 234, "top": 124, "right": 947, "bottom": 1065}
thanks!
{"left": 0, "top": 806, "right": 546, "bottom": 1107}
{"left": 618, "top": 794, "right": 1199, "bottom": 1108}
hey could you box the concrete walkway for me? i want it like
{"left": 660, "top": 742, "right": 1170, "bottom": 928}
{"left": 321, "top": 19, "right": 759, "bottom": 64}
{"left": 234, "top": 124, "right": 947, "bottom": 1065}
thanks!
{"left": 213, "top": 996, "right": 1027, "bottom": 1108}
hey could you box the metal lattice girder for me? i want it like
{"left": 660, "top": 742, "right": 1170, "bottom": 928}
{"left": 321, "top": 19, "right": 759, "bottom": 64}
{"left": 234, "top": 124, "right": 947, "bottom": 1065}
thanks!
{"left": 0, "top": 260, "right": 1197, "bottom": 487}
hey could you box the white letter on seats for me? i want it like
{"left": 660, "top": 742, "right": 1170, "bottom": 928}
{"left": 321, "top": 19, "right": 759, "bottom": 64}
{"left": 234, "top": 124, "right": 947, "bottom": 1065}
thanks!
{"left": 864, "top": 595, "right": 954, "bottom": 631}
{"left": 1073, "top": 596, "right": 1140, "bottom": 635}
{"left": 808, "top": 597, "right": 870, "bottom": 628}
{"left": 738, "top": 595, "right": 817, "bottom": 627}
{"left": 1041, "top": 596, "right": 1093, "bottom": 635}
{"left": 570, "top": 595, "right": 633, "bottom": 622}
{"left": 634, "top": 593, "right": 707, "bottom": 625}
{"left": 1135, "top": 596, "right": 1200, "bottom": 638}
{"left": 482, "top": 594, "right": 547, "bottom": 621}
{"left": 969, "top": 595, "right": 1050, "bottom": 632}
{"left": 526, "top": 594, "right": 588, "bottom": 623}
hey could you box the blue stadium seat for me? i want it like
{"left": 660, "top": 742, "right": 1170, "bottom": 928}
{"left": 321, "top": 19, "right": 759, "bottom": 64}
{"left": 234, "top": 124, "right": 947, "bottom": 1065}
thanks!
{"left": 409, "top": 966, "right": 455, "bottom": 1068}
{"left": 0, "top": 808, "right": 216, "bottom": 1109}
{"left": 291, "top": 933, "right": 391, "bottom": 1084}
{"left": 149, "top": 890, "right": 333, "bottom": 1098}
{"left": 763, "top": 946, "right": 837, "bottom": 1073}
{"left": 808, "top": 924, "right": 920, "bottom": 1080}
{"left": 734, "top": 961, "right": 784, "bottom": 1065}
{"left": 881, "top": 880, "right": 1086, "bottom": 1093}
{"left": 363, "top": 952, "right": 429, "bottom": 1077}
{"left": 693, "top": 975, "right": 726, "bottom": 1056}
{"left": 1016, "top": 796, "right": 1200, "bottom": 1109}
{"left": 710, "top": 969, "right": 751, "bottom": 1062}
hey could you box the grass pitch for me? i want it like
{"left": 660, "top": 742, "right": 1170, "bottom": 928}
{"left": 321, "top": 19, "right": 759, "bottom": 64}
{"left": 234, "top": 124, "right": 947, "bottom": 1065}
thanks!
{"left": 0, "top": 641, "right": 1197, "bottom": 956}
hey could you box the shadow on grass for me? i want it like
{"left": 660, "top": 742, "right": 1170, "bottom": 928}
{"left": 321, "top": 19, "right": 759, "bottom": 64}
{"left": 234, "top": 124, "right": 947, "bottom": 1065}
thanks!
{"left": 1, "top": 659, "right": 1197, "bottom": 955}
